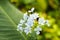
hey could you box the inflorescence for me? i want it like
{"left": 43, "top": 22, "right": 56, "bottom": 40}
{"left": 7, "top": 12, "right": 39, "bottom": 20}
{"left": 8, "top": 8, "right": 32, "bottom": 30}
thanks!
{"left": 17, "top": 7, "right": 50, "bottom": 35}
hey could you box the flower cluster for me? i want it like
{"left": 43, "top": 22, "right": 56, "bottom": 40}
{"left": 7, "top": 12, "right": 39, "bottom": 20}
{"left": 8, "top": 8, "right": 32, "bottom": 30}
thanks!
{"left": 17, "top": 8, "right": 50, "bottom": 35}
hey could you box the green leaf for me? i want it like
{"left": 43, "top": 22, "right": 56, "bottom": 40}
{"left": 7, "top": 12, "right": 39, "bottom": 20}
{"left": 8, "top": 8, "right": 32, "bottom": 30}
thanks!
{"left": 0, "top": 0, "right": 27, "bottom": 40}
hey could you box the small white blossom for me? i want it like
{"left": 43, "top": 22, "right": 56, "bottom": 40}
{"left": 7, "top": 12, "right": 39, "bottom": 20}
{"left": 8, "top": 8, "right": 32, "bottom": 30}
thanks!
{"left": 31, "top": 7, "right": 35, "bottom": 12}
{"left": 33, "top": 13, "right": 39, "bottom": 19}
{"left": 29, "top": 15, "right": 34, "bottom": 21}
{"left": 17, "top": 24, "right": 23, "bottom": 31}
{"left": 34, "top": 26, "right": 42, "bottom": 31}
{"left": 17, "top": 24, "right": 22, "bottom": 27}
{"left": 45, "top": 20, "right": 50, "bottom": 27}
{"left": 26, "top": 15, "right": 34, "bottom": 27}
{"left": 34, "top": 26, "right": 42, "bottom": 35}
{"left": 25, "top": 22, "right": 33, "bottom": 27}
{"left": 19, "top": 27, "right": 23, "bottom": 31}
{"left": 26, "top": 20, "right": 34, "bottom": 27}
{"left": 25, "top": 23, "right": 30, "bottom": 27}
{"left": 20, "top": 19, "right": 25, "bottom": 24}
{"left": 36, "top": 31, "right": 40, "bottom": 35}
{"left": 29, "top": 13, "right": 39, "bottom": 19}
{"left": 24, "top": 27, "right": 31, "bottom": 35}
{"left": 23, "top": 12, "right": 29, "bottom": 20}
{"left": 28, "top": 10, "right": 31, "bottom": 12}
{"left": 38, "top": 18, "right": 45, "bottom": 25}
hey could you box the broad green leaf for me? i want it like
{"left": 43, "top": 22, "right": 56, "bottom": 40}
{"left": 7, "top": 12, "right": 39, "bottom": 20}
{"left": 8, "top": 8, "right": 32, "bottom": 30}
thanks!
{"left": 0, "top": 0, "right": 27, "bottom": 40}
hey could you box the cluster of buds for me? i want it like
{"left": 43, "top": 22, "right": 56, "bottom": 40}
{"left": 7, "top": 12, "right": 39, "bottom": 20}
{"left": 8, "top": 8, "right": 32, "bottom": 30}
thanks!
{"left": 17, "top": 7, "right": 50, "bottom": 35}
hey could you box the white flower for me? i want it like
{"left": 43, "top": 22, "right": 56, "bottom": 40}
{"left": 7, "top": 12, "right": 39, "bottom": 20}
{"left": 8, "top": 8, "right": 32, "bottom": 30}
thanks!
{"left": 19, "top": 27, "right": 23, "bottom": 31}
{"left": 38, "top": 18, "right": 45, "bottom": 25}
{"left": 26, "top": 16, "right": 34, "bottom": 27}
{"left": 34, "top": 26, "right": 42, "bottom": 35}
{"left": 20, "top": 19, "right": 25, "bottom": 24}
{"left": 17, "top": 24, "right": 22, "bottom": 27}
{"left": 36, "top": 31, "right": 40, "bottom": 35}
{"left": 25, "top": 13, "right": 39, "bottom": 27}
{"left": 29, "top": 14, "right": 34, "bottom": 20}
{"left": 17, "top": 24, "right": 23, "bottom": 31}
{"left": 27, "top": 20, "right": 34, "bottom": 27}
{"left": 24, "top": 27, "right": 31, "bottom": 35}
{"left": 45, "top": 20, "right": 50, "bottom": 27}
{"left": 23, "top": 12, "right": 29, "bottom": 20}
{"left": 26, "top": 20, "right": 34, "bottom": 27}
{"left": 31, "top": 7, "right": 35, "bottom": 12}
{"left": 33, "top": 13, "right": 39, "bottom": 19}
{"left": 34, "top": 26, "right": 42, "bottom": 31}
{"left": 28, "top": 7, "right": 35, "bottom": 12}
{"left": 28, "top": 10, "right": 31, "bottom": 12}
{"left": 30, "top": 13, "right": 39, "bottom": 19}
{"left": 25, "top": 23, "right": 30, "bottom": 27}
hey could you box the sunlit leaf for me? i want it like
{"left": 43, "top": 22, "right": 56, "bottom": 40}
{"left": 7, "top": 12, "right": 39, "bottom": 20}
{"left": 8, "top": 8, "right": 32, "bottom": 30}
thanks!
{"left": 0, "top": 0, "right": 28, "bottom": 40}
